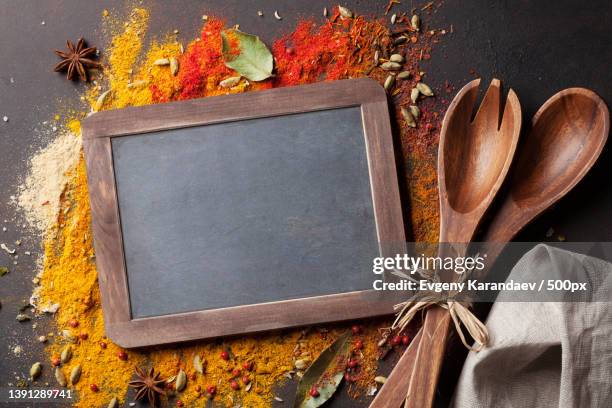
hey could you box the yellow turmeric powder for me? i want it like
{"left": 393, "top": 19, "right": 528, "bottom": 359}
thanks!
{"left": 38, "top": 159, "right": 146, "bottom": 408}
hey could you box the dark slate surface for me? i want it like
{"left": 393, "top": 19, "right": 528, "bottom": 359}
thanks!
{"left": 0, "top": 1, "right": 610, "bottom": 407}
{"left": 112, "top": 107, "right": 379, "bottom": 318}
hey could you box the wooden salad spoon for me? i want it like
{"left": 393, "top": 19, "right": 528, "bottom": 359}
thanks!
{"left": 371, "top": 87, "right": 609, "bottom": 408}
{"left": 482, "top": 87, "right": 609, "bottom": 245}
{"left": 370, "top": 77, "right": 522, "bottom": 408}
{"left": 402, "top": 78, "right": 521, "bottom": 408}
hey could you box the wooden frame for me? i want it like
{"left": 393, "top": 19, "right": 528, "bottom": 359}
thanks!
{"left": 82, "top": 78, "right": 406, "bottom": 348}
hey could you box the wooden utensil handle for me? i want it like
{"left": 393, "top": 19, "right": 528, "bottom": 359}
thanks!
{"left": 403, "top": 241, "right": 508, "bottom": 408}
{"left": 401, "top": 242, "right": 468, "bottom": 407}
{"left": 404, "top": 307, "right": 452, "bottom": 408}
{"left": 370, "top": 242, "right": 506, "bottom": 408}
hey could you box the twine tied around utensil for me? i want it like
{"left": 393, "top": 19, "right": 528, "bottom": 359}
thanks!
{"left": 390, "top": 269, "right": 490, "bottom": 352}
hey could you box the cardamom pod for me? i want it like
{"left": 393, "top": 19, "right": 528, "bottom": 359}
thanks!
{"left": 30, "top": 362, "right": 42, "bottom": 379}
{"left": 373, "top": 50, "right": 380, "bottom": 65}
{"left": 55, "top": 367, "right": 67, "bottom": 387}
{"left": 390, "top": 13, "right": 397, "bottom": 24}
{"left": 393, "top": 36, "right": 407, "bottom": 45}
{"left": 175, "top": 369, "right": 187, "bottom": 392}
{"left": 60, "top": 345, "right": 72, "bottom": 364}
{"left": 338, "top": 6, "right": 353, "bottom": 19}
{"left": 416, "top": 82, "right": 434, "bottom": 96}
{"left": 380, "top": 61, "right": 401, "bottom": 71}
{"left": 411, "top": 14, "right": 420, "bottom": 31}
{"left": 409, "top": 105, "right": 421, "bottom": 119}
{"left": 127, "top": 80, "right": 149, "bottom": 89}
{"left": 410, "top": 87, "right": 420, "bottom": 103}
{"left": 389, "top": 54, "right": 404, "bottom": 63}
{"left": 107, "top": 397, "right": 118, "bottom": 408}
{"left": 374, "top": 376, "right": 387, "bottom": 384}
{"left": 153, "top": 58, "right": 170, "bottom": 66}
{"left": 94, "top": 90, "right": 111, "bottom": 112}
{"left": 397, "top": 71, "right": 411, "bottom": 80}
{"left": 170, "top": 58, "right": 179, "bottom": 76}
{"left": 62, "top": 329, "right": 77, "bottom": 343}
{"left": 294, "top": 359, "right": 309, "bottom": 370}
{"left": 401, "top": 107, "right": 417, "bottom": 128}
{"left": 193, "top": 355, "right": 204, "bottom": 374}
{"left": 219, "top": 76, "right": 241, "bottom": 88}
{"left": 70, "top": 364, "right": 82, "bottom": 385}
{"left": 383, "top": 75, "right": 396, "bottom": 91}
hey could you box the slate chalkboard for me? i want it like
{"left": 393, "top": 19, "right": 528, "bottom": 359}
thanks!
{"left": 113, "top": 107, "right": 379, "bottom": 318}
{"left": 82, "top": 78, "right": 406, "bottom": 347}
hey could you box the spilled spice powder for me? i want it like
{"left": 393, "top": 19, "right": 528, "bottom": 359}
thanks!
{"left": 173, "top": 18, "right": 271, "bottom": 101}
{"left": 176, "top": 19, "right": 235, "bottom": 100}
{"left": 17, "top": 131, "right": 82, "bottom": 233}
{"left": 104, "top": 7, "right": 151, "bottom": 108}
{"left": 36, "top": 160, "right": 146, "bottom": 408}
{"left": 24, "top": 4, "right": 447, "bottom": 407}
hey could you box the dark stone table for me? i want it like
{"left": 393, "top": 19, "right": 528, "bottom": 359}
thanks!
{"left": 0, "top": 1, "right": 609, "bottom": 407}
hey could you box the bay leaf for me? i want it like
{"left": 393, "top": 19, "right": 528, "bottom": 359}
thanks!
{"left": 293, "top": 331, "right": 350, "bottom": 408}
{"left": 221, "top": 29, "right": 273, "bottom": 81}
{"left": 301, "top": 372, "right": 343, "bottom": 408}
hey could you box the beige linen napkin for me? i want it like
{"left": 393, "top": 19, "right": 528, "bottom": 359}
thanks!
{"left": 452, "top": 244, "right": 612, "bottom": 408}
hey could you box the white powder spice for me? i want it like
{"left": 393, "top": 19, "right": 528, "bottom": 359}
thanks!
{"left": 16, "top": 132, "right": 82, "bottom": 233}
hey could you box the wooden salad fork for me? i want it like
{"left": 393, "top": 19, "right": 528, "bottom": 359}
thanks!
{"left": 371, "top": 78, "right": 522, "bottom": 408}
{"left": 372, "top": 86, "right": 609, "bottom": 408}
{"left": 404, "top": 78, "right": 521, "bottom": 408}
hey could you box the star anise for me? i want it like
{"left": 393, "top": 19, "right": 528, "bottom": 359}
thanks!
{"left": 53, "top": 38, "right": 101, "bottom": 81}
{"left": 128, "top": 366, "right": 167, "bottom": 407}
